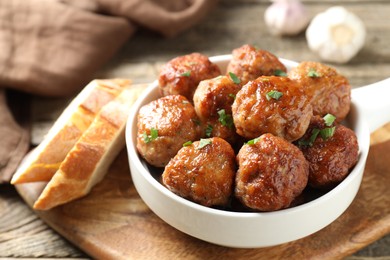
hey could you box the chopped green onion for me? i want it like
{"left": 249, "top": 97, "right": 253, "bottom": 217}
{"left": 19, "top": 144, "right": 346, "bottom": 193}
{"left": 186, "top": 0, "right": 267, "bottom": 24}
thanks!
{"left": 298, "top": 114, "right": 337, "bottom": 147}
{"left": 309, "top": 128, "right": 320, "bottom": 144}
{"left": 266, "top": 90, "right": 283, "bottom": 101}
{"left": 228, "top": 72, "right": 241, "bottom": 84}
{"left": 323, "top": 114, "right": 336, "bottom": 126}
{"left": 142, "top": 132, "right": 148, "bottom": 143}
{"left": 181, "top": 71, "right": 191, "bottom": 77}
{"left": 205, "top": 124, "right": 213, "bottom": 137}
{"left": 217, "top": 109, "right": 234, "bottom": 129}
{"left": 247, "top": 137, "right": 260, "bottom": 145}
{"left": 197, "top": 138, "right": 212, "bottom": 149}
{"left": 298, "top": 128, "right": 320, "bottom": 147}
{"left": 307, "top": 68, "right": 321, "bottom": 78}
{"left": 150, "top": 127, "right": 158, "bottom": 139}
{"left": 228, "top": 93, "right": 236, "bottom": 100}
{"left": 274, "top": 69, "right": 287, "bottom": 77}
{"left": 298, "top": 124, "right": 336, "bottom": 147}
{"left": 183, "top": 141, "right": 193, "bottom": 147}
{"left": 320, "top": 126, "right": 336, "bottom": 140}
{"left": 143, "top": 127, "right": 158, "bottom": 143}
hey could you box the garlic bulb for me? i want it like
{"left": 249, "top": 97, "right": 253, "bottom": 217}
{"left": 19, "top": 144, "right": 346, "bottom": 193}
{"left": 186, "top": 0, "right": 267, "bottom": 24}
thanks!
{"left": 264, "top": 0, "right": 309, "bottom": 36}
{"left": 306, "top": 6, "right": 366, "bottom": 64}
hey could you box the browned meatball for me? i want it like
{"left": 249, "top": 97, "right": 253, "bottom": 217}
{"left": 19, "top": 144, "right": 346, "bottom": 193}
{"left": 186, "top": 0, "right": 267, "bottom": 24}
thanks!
{"left": 232, "top": 76, "right": 313, "bottom": 142}
{"left": 158, "top": 53, "right": 221, "bottom": 101}
{"left": 288, "top": 61, "right": 351, "bottom": 122}
{"left": 137, "top": 95, "right": 202, "bottom": 167}
{"left": 193, "top": 75, "right": 241, "bottom": 144}
{"left": 162, "top": 137, "right": 236, "bottom": 207}
{"left": 226, "top": 44, "right": 287, "bottom": 86}
{"left": 296, "top": 116, "right": 359, "bottom": 189}
{"left": 235, "top": 133, "right": 309, "bottom": 211}
{"left": 193, "top": 75, "right": 240, "bottom": 121}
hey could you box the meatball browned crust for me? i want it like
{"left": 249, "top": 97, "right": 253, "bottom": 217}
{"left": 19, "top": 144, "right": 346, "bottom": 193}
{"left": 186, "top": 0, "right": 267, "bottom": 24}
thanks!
{"left": 158, "top": 53, "right": 221, "bottom": 101}
{"left": 288, "top": 61, "right": 351, "bottom": 122}
{"left": 137, "top": 95, "right": 202, "bottom": 167}
{"left": 297, "top": 116, "right": 359, "bottom": 189}
{"left": 193, "top": 75, "right": 241, "bottom": 144}
{"left": 226, "top": 44, "right": 287, "bottom": 86}
{"left": 162, "top": 137, "right": 236, "bottom": 207}
{"left": 235, "top": 133, "right": 309, "bottom": 211}
{"left": 232, "top": 76, "right": 313, "bottom": 142}
{"left": 193, "top": 75, "right": 240, "bottom": 121}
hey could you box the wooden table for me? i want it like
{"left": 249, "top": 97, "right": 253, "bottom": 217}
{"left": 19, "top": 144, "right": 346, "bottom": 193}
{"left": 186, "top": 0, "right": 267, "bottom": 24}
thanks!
{"left": 1, "top": 0, "right": 389, "bottom": 258}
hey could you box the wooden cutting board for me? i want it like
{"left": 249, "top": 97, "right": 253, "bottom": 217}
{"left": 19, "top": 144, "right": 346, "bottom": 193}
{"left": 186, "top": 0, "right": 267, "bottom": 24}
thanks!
{"left": 15, "top": 123, "right": 390, "bottom": 260}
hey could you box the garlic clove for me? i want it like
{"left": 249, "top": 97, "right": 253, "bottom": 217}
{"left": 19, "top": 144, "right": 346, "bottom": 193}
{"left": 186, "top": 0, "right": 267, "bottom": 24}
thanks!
{"left": 264, "top": 0, "right": 309, "bottom": 36}
{"left": 306, "top": 6, "right": 366, "bottom": 64}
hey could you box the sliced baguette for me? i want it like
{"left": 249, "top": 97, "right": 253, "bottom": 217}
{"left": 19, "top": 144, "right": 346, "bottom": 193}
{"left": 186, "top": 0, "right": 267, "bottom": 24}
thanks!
{"left": 33, "top": 84, "right": 146, "bottom": 210}
{"left": 11, "top": 79, "right": 131, "bottom": 184}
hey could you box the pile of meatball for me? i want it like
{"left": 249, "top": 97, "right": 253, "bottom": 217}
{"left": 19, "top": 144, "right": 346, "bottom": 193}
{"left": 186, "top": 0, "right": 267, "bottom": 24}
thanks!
{"left": 136, "top": 44, "right": 359, "bottom": 212}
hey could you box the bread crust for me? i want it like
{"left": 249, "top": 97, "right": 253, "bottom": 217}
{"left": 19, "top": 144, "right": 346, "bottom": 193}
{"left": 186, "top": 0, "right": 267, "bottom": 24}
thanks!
{"left": 11, "top": 79, "right": 131, "bottom": 184}
{"left": 33, "top": 84, "right": 146, "bottom": 210}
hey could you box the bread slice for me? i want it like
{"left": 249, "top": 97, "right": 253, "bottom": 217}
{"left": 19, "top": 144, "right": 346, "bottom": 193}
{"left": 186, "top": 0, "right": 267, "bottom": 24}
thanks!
{"left": 11, "top": 79, "right": 131, "bottom": 184}
{"left": 33, "top": 84, "right": 146, "bottom": 210}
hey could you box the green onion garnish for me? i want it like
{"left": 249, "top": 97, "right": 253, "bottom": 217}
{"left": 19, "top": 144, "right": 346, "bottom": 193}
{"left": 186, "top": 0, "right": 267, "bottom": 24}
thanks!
{"left": 205, "top": 124, "right": 213, "bottom": 137}
{"left": 266, "top": 90, "right": 283, "bottom": 101}
{"left": 143, "top": 127, "right": 158, "bottom": 143}
{"left": 274, "top": 69, "right": 287, "bottom": 77}
{"left": 183, "top": 141, "right": 193, "bottom": 147}
{"left": 228, "top": 93, "right": 236, "bottom": 100}
{"left": 323, "top": 114, "right": 336, "bottom": 126}
{"left": 197, "top": 138, "right": 212, "bottom": 149}
{"left": 217, "top": 109, "right": 234, "bottom": 129}
{"left": 307, "top": 68, "right": 321, "bottom": 78}
{"left": 181, "top": 71, "right": 191, "bottom": 77}
{"left": 247, "top": 137, "right": 260, "bottom": 145}
{"left": 298, "top": 128, "right": 320, "bottom": 147}
{"left": 229, "top": 72, "right": 241, "bottom": 84}
{"left": 320, "top": 126, "right": 336, "bottom": 140}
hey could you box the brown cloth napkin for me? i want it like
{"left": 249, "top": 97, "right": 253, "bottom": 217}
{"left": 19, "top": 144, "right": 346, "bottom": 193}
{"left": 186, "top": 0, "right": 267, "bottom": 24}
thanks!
{"left": 0, "top": 0, "right": 218, "bottom": 183}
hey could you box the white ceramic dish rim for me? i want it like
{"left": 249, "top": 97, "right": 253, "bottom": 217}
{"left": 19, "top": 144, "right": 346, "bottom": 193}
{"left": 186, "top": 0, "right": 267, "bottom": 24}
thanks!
{"left": 126, "top": 54, "right": 390, "bottom": 248}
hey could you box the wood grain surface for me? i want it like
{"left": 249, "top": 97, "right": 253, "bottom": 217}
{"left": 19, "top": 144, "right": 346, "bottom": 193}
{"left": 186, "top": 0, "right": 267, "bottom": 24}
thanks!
{"left": 1, "top": 0, "right": 390, "bottom": 258}
{"left": 11, "top": 123, "right": 390, "bottom": 259}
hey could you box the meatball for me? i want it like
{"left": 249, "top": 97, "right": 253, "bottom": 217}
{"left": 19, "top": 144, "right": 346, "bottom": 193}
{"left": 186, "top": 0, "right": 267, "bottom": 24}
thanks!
{"left": 296, "top": 116, "right": 359, "bottom": 189}
{"left": 226, "top": 44, "right": 287, "bottom": 86}
{"left": 137, "top": 95, "right": 202, "bottom": 167}
{"left": 162, "top": 137, "right": 236, "bottom": 207}
{"left": 193, "top": 75, "right": 240, "bottom": 121}
{"left": 193, "top": 75, "right": 241, "bottom": 144}
{"left": 232, "top": 76, "right": 313, "bottom": 142}
{"left": 235, "top": 133, "right": 309, "bottom": 211}
{"left": 288, "top": 61, "right": 351, "bottom": 122}
{"left": 158, "top": 53, "right": 221, "bottom": 101}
